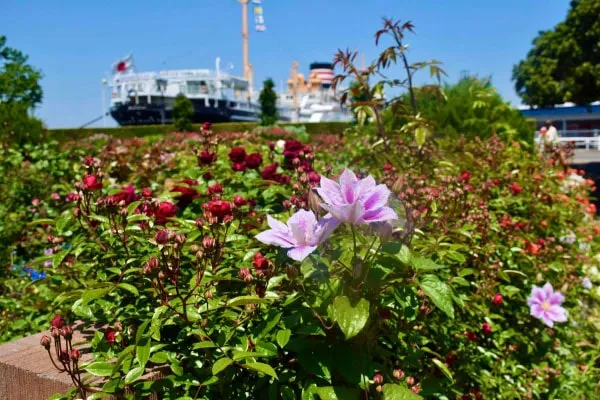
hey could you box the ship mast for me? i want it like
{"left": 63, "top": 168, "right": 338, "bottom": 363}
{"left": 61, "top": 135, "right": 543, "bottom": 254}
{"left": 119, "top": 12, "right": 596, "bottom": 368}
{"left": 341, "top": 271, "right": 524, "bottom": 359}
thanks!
{"left": 239, "top": 0, "right": 253, "bottom": 94}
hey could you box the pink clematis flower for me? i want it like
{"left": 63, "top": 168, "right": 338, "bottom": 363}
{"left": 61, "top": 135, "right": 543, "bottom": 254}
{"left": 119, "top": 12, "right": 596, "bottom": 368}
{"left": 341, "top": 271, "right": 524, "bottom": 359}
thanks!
{"left": 316, "top": 169, "right": 398, "bottom": 225}
{"left": 256, "top": 209, "right": 339, "bottom": 261}
{"left": 527, "top": 283, "right": 568, "bottom": 328}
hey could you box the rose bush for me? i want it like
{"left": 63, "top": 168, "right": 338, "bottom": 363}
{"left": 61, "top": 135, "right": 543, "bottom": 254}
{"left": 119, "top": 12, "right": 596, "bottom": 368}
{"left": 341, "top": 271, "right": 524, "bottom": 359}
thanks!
{"left": 0, "top": 120, "right": 597, "bottom": 399}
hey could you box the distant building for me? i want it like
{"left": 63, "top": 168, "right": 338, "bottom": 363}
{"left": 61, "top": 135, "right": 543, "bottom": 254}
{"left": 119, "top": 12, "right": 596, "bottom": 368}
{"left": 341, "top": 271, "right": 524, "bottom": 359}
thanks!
{"left": 518, "top": 102, "right": 600, "bottom": 137}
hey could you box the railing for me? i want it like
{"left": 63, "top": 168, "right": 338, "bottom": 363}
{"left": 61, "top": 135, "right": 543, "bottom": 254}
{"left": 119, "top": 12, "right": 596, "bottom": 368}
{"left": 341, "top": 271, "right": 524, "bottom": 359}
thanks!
{"left": 535, "top": 129, "right": 600, "bottom": 150}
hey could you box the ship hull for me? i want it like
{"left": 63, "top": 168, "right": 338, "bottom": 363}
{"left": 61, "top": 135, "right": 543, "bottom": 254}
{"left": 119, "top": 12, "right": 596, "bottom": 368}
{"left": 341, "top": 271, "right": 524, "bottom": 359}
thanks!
{"left": 110, "top": 99, "right": 262, "bottom": 126}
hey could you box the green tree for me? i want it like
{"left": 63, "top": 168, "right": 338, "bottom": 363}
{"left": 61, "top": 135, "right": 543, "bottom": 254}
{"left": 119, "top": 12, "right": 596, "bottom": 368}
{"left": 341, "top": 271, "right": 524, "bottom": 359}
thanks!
{"left": 512, "top": 0, "right": 600, "bottom": 106}
{"left": 258, "top": 78, "right": 278, "bottom": 126}
{"left": 173, "top": 93, "right": 193, "bottom": 132}
{"left": 0, "top": 35, "right": 43, "bottom": 108}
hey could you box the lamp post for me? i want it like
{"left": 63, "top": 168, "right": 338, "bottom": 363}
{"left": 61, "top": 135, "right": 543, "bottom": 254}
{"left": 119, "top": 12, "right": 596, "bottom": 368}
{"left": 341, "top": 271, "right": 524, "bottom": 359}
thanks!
{"left": 101, "top": 79, "right": 108, "bottom": 127}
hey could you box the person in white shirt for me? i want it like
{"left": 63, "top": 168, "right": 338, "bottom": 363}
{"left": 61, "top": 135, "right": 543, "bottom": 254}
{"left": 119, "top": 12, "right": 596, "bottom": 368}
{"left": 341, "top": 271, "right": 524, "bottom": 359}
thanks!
{"left": 544, "top": 120, "right": 559, "bottom": 144}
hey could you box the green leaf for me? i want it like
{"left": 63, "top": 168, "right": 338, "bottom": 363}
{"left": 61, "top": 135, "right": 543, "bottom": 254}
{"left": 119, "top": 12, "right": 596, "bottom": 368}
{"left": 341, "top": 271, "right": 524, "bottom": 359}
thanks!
{"left": 84, "top": 362, "right": 114, "bottom": 377}
{"left": 382, "top": 384, "right": 422, "bottom": 400}
{"left": 118, "top": 283, "right": 139, "bottom": 296}
{"left": 82, "top": 287, "right": 111, "bottom": 305}
{"left": 419, "top": 275, "right": 454, "bottom": 319}
{"left": 410, "top": 256, "right": 446, "bottom": 271}
{"left": 245, "top": 362, "right": 278, "bottom": 379}
{"left": 71, "top": 299, "right": 94, "bottom": 319}
{"left": 212, "top": 358, "right": 233, "bottom": 375}
{"left": 332, "top": 296, "right": 370, "bottom": 339}
{"left": 432, "top": 358, "right": 454, "bottom": 382}
{"left": 124, "top": 366, "right": 145, "bottom": 384}
{"left": 415, "top": 126, "right": 430, "bottom": 147}
{"left": 281, "top": 385, "right": 296, "bottom": 400}
{"left": 136, "top": 337, "right": 151, "bottom": 367}
{"left": 315, "top": 386, "right": 361, "bottom": 400}
{"left": 276, "top": 329, "right": 291, "bottom": 348}
{"left": 227, "top": 295, "right": 269, "bottom": 307}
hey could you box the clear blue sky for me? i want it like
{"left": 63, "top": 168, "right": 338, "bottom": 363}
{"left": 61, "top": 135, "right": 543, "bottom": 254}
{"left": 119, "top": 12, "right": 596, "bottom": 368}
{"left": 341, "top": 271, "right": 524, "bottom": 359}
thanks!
{"left": 2, "top": 0, "right": 570, "bottom": 128}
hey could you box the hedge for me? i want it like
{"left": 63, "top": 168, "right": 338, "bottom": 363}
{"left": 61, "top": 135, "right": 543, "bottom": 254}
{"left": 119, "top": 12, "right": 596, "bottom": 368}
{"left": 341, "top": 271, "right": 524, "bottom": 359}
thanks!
{"left": 47, "top": 122, "right": 351, "bottom": 141}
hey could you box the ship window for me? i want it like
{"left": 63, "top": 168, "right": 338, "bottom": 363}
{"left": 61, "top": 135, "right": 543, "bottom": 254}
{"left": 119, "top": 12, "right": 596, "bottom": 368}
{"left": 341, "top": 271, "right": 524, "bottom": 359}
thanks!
{"left": 208, "top": 99, "right": 215, "bottom": 107}
{"left": 138, "top": 84, "right": 145, "bottom": 92}
{"left": 179, "top": 84, "right": 187, "bottom": 95}
{"left": 188, "top": 81, "right": 201, "bottom": 95}
{"left": 229, "top": 101, "right": 237, "bottom": 108}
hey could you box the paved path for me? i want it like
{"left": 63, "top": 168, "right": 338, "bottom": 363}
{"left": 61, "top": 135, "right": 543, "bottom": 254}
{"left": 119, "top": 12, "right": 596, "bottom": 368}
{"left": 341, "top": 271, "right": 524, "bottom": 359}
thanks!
{"left": 572, "top": 150, "right": 600, "bottom": 164}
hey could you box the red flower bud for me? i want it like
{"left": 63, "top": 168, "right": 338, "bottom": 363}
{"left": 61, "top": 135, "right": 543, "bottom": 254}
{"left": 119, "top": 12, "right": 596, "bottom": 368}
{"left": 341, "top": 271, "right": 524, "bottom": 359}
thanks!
{"left": 482, "top": 322, "right": 492, "bottom": 335}
{"left": 82, "top": 174, "right": 102, "bottom": 191}
{"left": 51, "top": 315, "right": 65, "bottom": 329}
{"left": 233, "top": 195, "right": 247, "bottom": 207}
{"left": 155, "top": 229, "right": 170, "bottom": 244}
{"left": 104, "top": 328, "right": 116, "bottom": 344}
{"left": 141, "top": 188, "right": 153, "bottom": 198}
{"left": 50, "top": 326, "right": 60, "bottom": 338}
{"left": 61, "top": 325, "right": 73, "bottom": 339}
{"left": 393, "top": 368, "right": 404, "bottom": 380}
{"left": 198, "top": 150, "right": 217, "bottom": 166}
{"left": 461, "top": 171, "right": 471, "bottom": 183}
{"left": 207, "top": 200, "right": 233, "bottom": 220}
{"left": 70, "top": 348, "right": 81, "bottom": 361}
{"left": 509, "top": 182, "right": 522, "bottom": 195}
{"left": 492, "top": 293, "right": 503, "bottom": 306}
{"left": 40, "top": 335, "right": 51, "bottom": 349}
{"left": 465, "top": 331, "right": 477, "bottom": 342}
{"left": 373, "top": 373, "right": 384, "bottom": 385}
{"left": 208, "top": 183, "right": 224, "bottom": 195}
{"left": 202, "top": 236, "right": 216, "bottom": 249}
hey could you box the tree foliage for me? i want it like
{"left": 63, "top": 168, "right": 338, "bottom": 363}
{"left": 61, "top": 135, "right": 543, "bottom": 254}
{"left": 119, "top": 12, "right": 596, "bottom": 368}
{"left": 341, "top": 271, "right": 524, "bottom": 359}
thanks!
{"left": 0, "top": 35, "right": 43, "bottom": 108}
{"left": 172, "top": 93, "right": 193, "bottom": 132}
{"left": 512, "top": 0, "right": 600, "bottom": 106}
{"left": 412, "top": 75, "right": 535, "bottom": 143}
{"left": 258, "top": 78, "right": 278, "bottom": 126}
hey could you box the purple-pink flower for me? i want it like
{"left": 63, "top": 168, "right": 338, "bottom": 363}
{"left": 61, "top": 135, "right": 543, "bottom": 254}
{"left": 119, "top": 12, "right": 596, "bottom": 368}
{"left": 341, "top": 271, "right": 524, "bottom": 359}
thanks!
{"left": 527, "top": 283, "right": 567, "bottom": 328}
{"left": 256, "top": 209, "right": 339, "bottom": 261}
{"left": 316, "top": 169, "right": 398, "bottom": 224}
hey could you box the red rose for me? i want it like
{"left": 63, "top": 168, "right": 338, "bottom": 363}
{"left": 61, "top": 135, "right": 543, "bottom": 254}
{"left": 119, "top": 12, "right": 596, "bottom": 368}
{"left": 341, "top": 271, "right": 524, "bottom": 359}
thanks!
{"left": 482, "top": 322, "right": 492, "bottom": 335}
{"left": 172, "top": 179, "right": 199, "bottom": 208}
{"left": 202, "top": 122, "right": 212, "bottom": 131}
{"left": 208, "top": 183, "right": 224, "bottom": 195}
{"left": 261, "top": 163, "right": 279, "bottom": 180}
{"left": 141, "top": 188, "right": 153, "bottom": 198}
{"left": 373, "top": 373, "right": 384, "bottom": 385}
{"left": 104, "top": 328, "right": 116, "bottom": 344}
{"left": 461, "top": 171, "right": 471, "bottom": 183}
{"left": 465, "top": 331, "right": 477, "bottom": 342}
{"left": 82, "top": 174, "right": 102, "bottom": 191}
{"left": 51, "top": 315, "right": 64, "bottom": 329}
{"left": 208, "top": 200, "right": 233, "bottom": 220}
{"left": 198, "top": 150, "right": 217, "bottom": 166}
{"left": 155, "top": 229, "right": 170, "bottom": 244}
{"left": 253, "top": 252, "right": 269, "bottom": 270}
{"left": 65, "top": 192, "right": 80, "bottom": 202}
{"left": 234, "top": 195, "right": 247, "bottom": 207}
{"left": 244, "top": 153, "right": 263, "bottom": 169}
{"left": 155, "top": 201, "right": 178, "bottom": 225}
{"left": 110, "top": 185, "right": 138, "bottom": 205}
{"left": 509, "top": 182, "right": 522, "bottom": 195}
{"left": 232, "top": 162, "right": 247, "bottom": 172}
{"left": 228, "top": 147, "right": 247, "bottom": 163}
{"left": 384, "top": 163, "right": 393, "bottom": 172}
{"left": 492, "top": 293, "right": 503, "bottom": 306}
{"left": 308, "top": 171, "right": 320, "bottom": 184}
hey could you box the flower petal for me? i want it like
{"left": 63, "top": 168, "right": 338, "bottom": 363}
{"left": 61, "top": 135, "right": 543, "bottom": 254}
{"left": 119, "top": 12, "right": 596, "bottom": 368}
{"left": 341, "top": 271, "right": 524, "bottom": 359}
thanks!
{"left": 360, "top": 184, "right": 391, "bottom": 211}
{"left": 542, "top": 282, "right": 554, "bottom": 298}
{"left": 530, "top": 304, "right": 545, "bottom": 319}
{"left": 323, "top": 201, "right": 365, "bottom": 224}
{"left": 546, "top": 305, "right": 568, "bottom": 322}
{"left": 339, "top": 169, "right": 358, "bottom": 203}
{"left": 266, "top": 215, "right": 288, "bottom": 232}
{"left": 540, "top": 313, "right": 555, "bottom": 328}
{"left": 256, "top": 229, "right": 295, "bottom": 248}
{"left": 361, "top": 206, "right": 399, "bottom": 223}
{"left": 528, "top": 285, "right": 545, "bottom": 305}
{"left": 317, "top": 176, "right": 343, "bottom": 205}
{"left": 548, "top": 291, "right": 565, "bottom": 306}
{"left": 287, "top": 245, "right": 318, "bottom": 261}
{"left": 312, "top": 217, "right": 340, "bottom": 245}
{"left": 356, "top": 175, "right": 377, "bottom": 196}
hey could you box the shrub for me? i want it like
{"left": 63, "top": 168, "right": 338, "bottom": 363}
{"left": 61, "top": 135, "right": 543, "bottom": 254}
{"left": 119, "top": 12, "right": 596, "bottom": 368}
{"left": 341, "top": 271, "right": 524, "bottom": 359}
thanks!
{"left": 259, "top": 78, "right": 278, "bottom": 126}
{"left": 173, "top": 93, "right": 194, "bottom": 132}
{"left": 0, "top": 102, "right": 44, "bottom": 147}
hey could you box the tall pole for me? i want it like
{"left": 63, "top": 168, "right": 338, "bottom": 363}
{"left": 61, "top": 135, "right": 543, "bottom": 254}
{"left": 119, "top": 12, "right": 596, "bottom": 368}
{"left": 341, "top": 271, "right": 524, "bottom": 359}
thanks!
{"left": 101, "top": 79, "right": 108, "bottom": 127}
{"left": 239, "top": 0, "right": 251, "bottom": 97}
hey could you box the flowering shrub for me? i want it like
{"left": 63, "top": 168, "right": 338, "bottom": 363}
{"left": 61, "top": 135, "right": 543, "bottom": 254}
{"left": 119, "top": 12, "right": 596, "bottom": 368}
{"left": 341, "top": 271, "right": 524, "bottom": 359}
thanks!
{"left": 0, "top": 120, "right": 595, "bottom": 400}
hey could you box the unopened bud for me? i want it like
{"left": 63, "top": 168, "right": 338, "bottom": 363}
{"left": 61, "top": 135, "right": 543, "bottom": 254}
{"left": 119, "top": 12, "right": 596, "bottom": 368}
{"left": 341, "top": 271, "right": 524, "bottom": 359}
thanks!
{"left": 155, "top": 229, "right": 170, "bottom": 244}
{"left": 195, "top": 218, "right": 204, "bottom": 228}
{"left": 40, "top": 335, "right": 51, "bottom": 349}
{"left": 61, "top": 325, "right": 73, "bottom": 339}
{"left": 202, "top": 237, "right": 216, "bottom": 249}
{"left": 286, "top": 265, "right": 298, "bottom": 279}
{"left": 405, "top": 376, "right": 415, "bottom": 386}
{"left": 175, "top": 233, "right": 186, "bottom": 244}
{"left": 393, "top": 369, "right": 404, "bottom": 380}
{"left": 73, "top": 208, "right": 80, "bottom": 217}
{"left": 204, "top": 289, "right": 213, "bottom": 299}
{"left": 373, "top": 373, "right": 384, "bottom": 385}
{"left": 70, "top": 348, "right": 80, "bottom": 361}
{"left": 50, "top": 326, "right": 60, "bottom": 338}
{"left": 195, "top": 250, "right": 204, "bottom": 259}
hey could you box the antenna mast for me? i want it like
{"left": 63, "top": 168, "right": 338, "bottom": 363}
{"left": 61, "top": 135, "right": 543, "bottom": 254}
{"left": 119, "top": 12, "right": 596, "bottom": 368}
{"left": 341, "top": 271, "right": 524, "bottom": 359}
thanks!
{"left": 239, "top": 0, "right": 252, "bottom": 92}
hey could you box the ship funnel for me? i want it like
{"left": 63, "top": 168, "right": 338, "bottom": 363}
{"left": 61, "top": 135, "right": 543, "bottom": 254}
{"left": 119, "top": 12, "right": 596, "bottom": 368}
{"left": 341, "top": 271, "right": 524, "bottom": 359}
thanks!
{"left": 309, "top": 62, "right": 334, "bottom": 88}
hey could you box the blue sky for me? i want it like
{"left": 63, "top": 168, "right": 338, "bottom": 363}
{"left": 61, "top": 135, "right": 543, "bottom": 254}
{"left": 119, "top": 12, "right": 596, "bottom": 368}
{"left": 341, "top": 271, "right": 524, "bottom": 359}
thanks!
{"left": 2, "top": 0, "right": 570, "bottom": 128}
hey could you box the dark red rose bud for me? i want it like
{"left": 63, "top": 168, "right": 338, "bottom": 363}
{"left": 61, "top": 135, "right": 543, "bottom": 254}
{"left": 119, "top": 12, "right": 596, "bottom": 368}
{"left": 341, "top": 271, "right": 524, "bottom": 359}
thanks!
{"left": 207, "top": 200, "right": 233, "bottom": 220}
{"left": 141, "top": 188, "right": 153, "bottom": 197}
{"left": 232, "top": 162, "right": 247, "bottom": 172}
{"left": 155, "top": 201, "right": 177, "bottom": 225}
{"left": 202, "top": 171, "right": 213, "bottom": 181}
{"left": 104, "top": 328, "right": 116, "bottom": 344}
{"left": 308, "top": 171, "right": 320, "bottom": 184}
{"left": 465, "top": 331, "right": 477, "bottom": 342}
{"left": 238, "top": 268, "right": 250, "bottom": 280}
{"left": 202, "top": 122, "right": 212, "bottom": 131}
{"left": 61, "top": 325, "right": 73, "bottom": 339}
{"left": 373, "top": 373, "right": 384, "bottom": 385}
{"left": 482, "top": 322, "right": 492, "bottom": 335}
{"left": 461, "top": 171, "right": 471, "bottom": 183}
{"left": 233, "top": 195, "right": 247, "bottom": 207}
{"left": 244, "top": 153, "right": 263, "bottom": 169}
{"left": 175, "top": 233, "right": 186, "bottom": 244}
{"left": 40, "top": 335, "right": 51, "bottom": 349}
{"left": 202, "top": 236, "right": 216, "bottom": 249}
{"left": 208, "top": 183, "right": 224, "bottom": 195}
{"left": 244, "top": 274, "right": 254, "bottom": 283}
{"left": 51, "top": 315, "right": 65, "bottom": 329}
{"left": 82, "top": 174, "right": 102, "bottom": 191}
{"left": 195, "top": 218, "right": 204, "bottom": 228}
{"left": 228, "top": 147, "right": 247, "bottom": 163}
{"left": 509, "top": 182, "right": 522, "bottom": 195}
{"left": 269, "top": 142, "right": 275, "bottom": 150}
{"left": 155, "top": 229, "right": 170, "bottom": 244}
{"left": 492, "top": 293, "right": 503, "bottom": 306}
{"left": 70, "top": 348, "right": 81, "bottom": 361}
{"left": 50, "top": 326, "right": 60, "bottom": 338}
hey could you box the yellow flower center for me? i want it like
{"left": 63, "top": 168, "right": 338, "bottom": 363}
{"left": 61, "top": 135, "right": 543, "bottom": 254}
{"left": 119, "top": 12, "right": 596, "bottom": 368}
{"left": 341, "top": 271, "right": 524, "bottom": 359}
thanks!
{"left": 541, "top": 301, "right": 551, "bottom": 311}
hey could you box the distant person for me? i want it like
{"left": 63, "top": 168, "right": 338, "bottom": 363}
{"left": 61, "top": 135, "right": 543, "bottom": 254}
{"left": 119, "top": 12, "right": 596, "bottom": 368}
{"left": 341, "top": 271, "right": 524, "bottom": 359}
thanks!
{"left": 544, "top": 120, "right": 559, "bottom": 144}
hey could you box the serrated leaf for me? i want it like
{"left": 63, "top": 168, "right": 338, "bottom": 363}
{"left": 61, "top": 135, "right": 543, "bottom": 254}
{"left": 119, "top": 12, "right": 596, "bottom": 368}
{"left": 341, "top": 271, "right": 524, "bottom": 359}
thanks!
{"left": 84, "top": 362, "right": 114, "bottom": 377}
{"left": 245, "top": 362, "right": 278, "bottom": 379}
{"left": 212, "top": 358, "right": 233, "bottom": 375}
{"left": 332, "top": 296, "right": 370, "bottom": 339}
{"left": 124, "top": 366, "right": 145, "bottom": 384}
{"left": 382, "top": 384, "right": 422, "bottom": 399}
{"left": 419, "top": 275, "right": 454, "bottom": 319}
{"left": 276, "top": 329, "right": 291, "bottom": 348}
